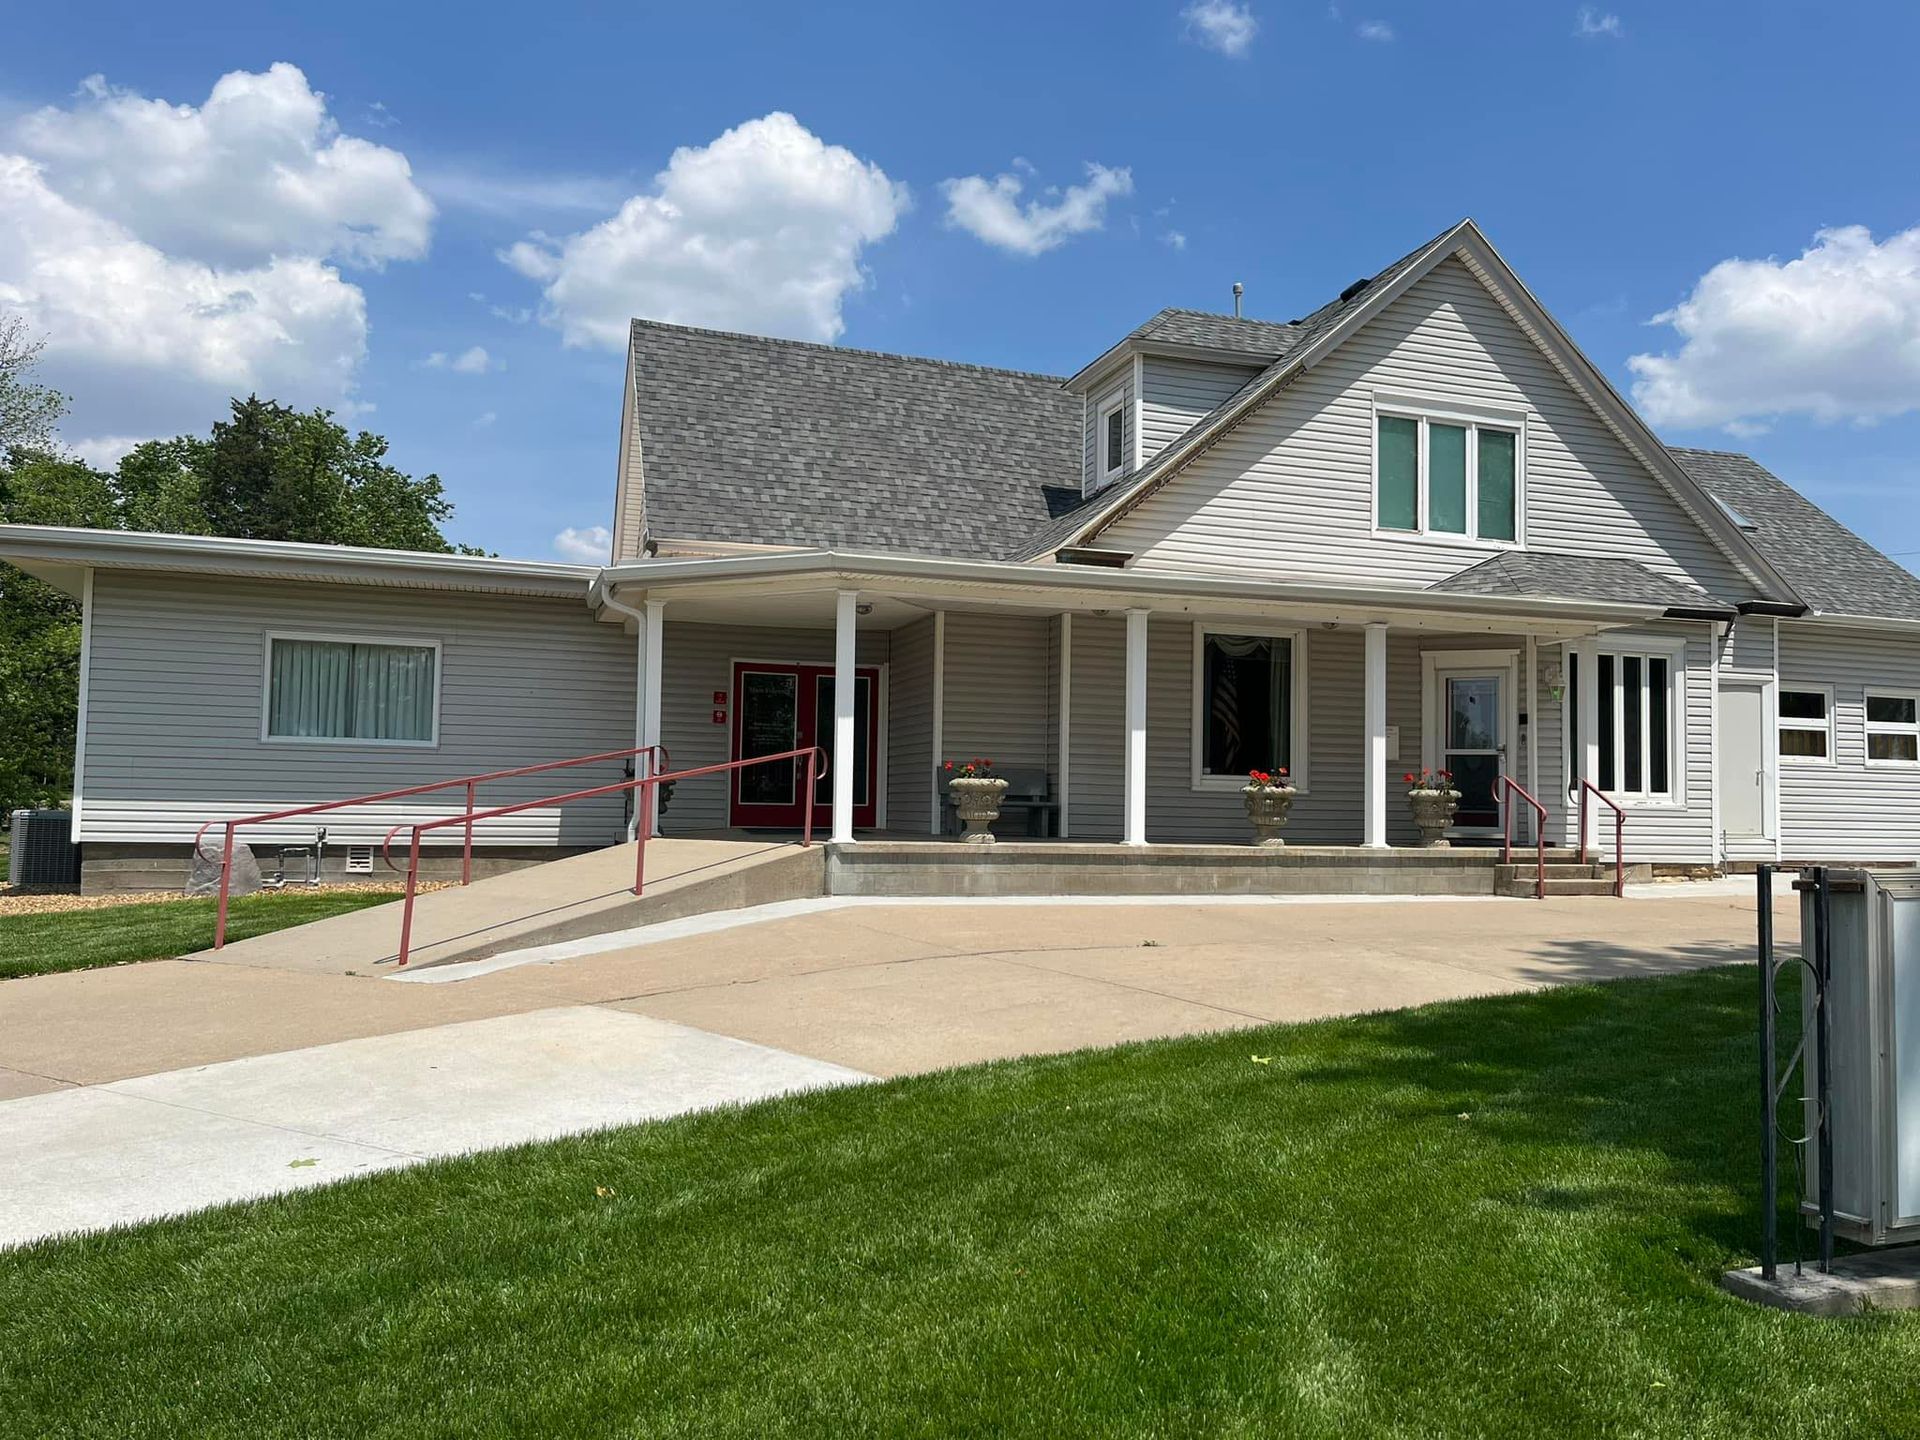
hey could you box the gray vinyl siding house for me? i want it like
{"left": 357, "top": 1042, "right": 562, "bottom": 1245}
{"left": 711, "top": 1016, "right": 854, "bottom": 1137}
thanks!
{"left": 7, "top": 216, "right": 1920, "bottom": 890}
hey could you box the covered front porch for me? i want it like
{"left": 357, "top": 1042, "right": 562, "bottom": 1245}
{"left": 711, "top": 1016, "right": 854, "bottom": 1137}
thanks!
{"left": 596, "top": 550, "right": 1676, "bottom": 857}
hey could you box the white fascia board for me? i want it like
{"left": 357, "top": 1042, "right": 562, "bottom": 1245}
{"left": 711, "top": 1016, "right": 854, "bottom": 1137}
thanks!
{"left": 596, "top": 547, "right": 1667, "bottom": 628}
{"left": 1788, "top": 611, "right": 1920, "bottom": 636}
{"left": 0, "top": 525, "right": 597, "bottom": 599}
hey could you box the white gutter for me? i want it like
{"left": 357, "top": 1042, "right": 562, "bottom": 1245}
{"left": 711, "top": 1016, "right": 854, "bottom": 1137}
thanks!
{"left": 0, "top": 524, "right": 596, "bottom": 598}
{"left": 592, "top": 546, "right": 1669, "bottom": 626}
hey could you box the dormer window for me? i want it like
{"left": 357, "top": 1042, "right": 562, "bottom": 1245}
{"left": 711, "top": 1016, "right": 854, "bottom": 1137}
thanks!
{"left": 1098, "top": 391, "right": 1127, "bottom": 483}
{"left": 1374, "top": 398, "right": 1523, "bottom": 545}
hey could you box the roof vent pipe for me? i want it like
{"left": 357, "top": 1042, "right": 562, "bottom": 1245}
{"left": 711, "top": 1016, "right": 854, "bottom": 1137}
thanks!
{"left": 1231, "top": 282, "right": 1244, "bottom": 318}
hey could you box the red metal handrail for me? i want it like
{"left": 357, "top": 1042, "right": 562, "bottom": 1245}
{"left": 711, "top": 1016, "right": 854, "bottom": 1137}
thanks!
{"left": 1493, "top": 775, "right": 1547, "bottom": 900}
{"left": 380, "top": 745, "right": 829, "bottom": 968}
{"left": 1575, "top": 778, "right": 1626, "bottom": 897}
{"left": 197, "top": 742, "right": 669, "bottom": 949}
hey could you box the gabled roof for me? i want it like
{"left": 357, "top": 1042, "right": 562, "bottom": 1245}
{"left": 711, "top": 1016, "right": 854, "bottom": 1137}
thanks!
{"left": 1672, "top": 449, "right": 1920, "bottom": 622}
{"left": 1429, "top": 550, "right": 1733, "bottom": 617}
{"left": 1019, "top": 220, "right": 1800, "bottom": 611}
{"left": 1064, "top": 307, "right": 1303, "bottom": 388}
{"left": 627, "top": 320, "right": 1082, "bottom": 561}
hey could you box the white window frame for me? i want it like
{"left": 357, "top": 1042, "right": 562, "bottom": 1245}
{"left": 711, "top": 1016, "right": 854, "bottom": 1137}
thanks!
{"left": 1776, "top": 685, "right": 1835, "bottom": 767}
{"left": 1190, "top": 622, "right": 1310, "bottom": 794}
{"left": 1097, "top": 389, "right": 1128, "bottom": 485}
{"left": 1561, "top": 639, "right": 1688, "bottom": 808}
{"left": 261, "top": 631, "right": 443, "bottom": 749}
{"left": 1865, "top": 689, "right": 1920, "bottom": 769}
{"left": 1369, "top": 391, "right": 1527, "bottom": 548}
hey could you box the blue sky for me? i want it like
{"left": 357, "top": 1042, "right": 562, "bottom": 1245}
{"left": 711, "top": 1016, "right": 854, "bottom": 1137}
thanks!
{"left": 5, "top": 1, "right": 1919, "bottom": 567}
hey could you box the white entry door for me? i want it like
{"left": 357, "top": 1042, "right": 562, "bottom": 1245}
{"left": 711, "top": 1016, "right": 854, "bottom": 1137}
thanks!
{"left": 1425, "top": 653, "right": 1518, "bottom": 836}
{"left": 1718, "top": 682, "right": 1770, "bottom": 840}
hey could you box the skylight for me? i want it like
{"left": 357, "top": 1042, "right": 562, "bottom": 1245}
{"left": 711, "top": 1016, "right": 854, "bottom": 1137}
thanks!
{"left": 1710, "top": 494, "right": 1758, "bottom": 531}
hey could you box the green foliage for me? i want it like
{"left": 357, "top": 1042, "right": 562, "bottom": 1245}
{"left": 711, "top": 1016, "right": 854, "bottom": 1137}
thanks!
{"left": 0, "top": 315, "right": 66, "bottom": 456}
{"left": 0, "top": 394, "right": 481, "bottom": 815}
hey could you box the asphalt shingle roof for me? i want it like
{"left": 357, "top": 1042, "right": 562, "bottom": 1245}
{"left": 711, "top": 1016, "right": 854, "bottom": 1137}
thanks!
{"left": 1427, "top": 550, "right": 1731, "bottom": 614}
{"left": 629, "top": 321, "right": 1082, "bottom": 560}
{"left": 1672, "top": 448, "right": 1920, "bottom": 621}
{"left": 1125, "top": 308, "right": 1303, "bottom": 356}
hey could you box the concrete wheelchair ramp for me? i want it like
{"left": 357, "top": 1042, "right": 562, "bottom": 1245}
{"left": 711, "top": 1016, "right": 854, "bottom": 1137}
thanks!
{"left": 186, "top": 838, "right": 824, "bottom": 975}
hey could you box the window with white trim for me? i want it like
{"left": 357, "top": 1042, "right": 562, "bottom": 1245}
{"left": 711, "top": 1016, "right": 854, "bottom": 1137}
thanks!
{"left": 1375, "top": 410, "right": 1520, "bottom": 543}
{"left": 1866, "top": 691, "right": 1920, "bottom": 766}
{"left": 1192, "top": 626, "right": 1304, "bottom": 789}
{"left": 1778, "top": 688, "right": 1832, "bottom": 762}
{"left": 1566, "top": 648, "right": 1678, "bottom": 800}
{"left": 265, "top": 635, "right": 440, "bottom": 745}
{"left": 1098, "top": 391, "right": 1127, "bottom": 483}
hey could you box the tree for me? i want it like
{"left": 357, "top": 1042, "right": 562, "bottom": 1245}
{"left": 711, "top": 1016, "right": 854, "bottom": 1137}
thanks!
{"left": 0, "top": 390, "right": 486, "bottom": 815}
{"left": 0, "top": 315, "right": 67, "bottom": 457}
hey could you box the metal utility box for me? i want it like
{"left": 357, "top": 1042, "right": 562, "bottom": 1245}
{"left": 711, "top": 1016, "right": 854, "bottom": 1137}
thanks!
{"left": 1803, "top": 868, "right": 1920, "bottom": 1245}
{"left": 6, "top": 809, "right": 79, "bottom": 887}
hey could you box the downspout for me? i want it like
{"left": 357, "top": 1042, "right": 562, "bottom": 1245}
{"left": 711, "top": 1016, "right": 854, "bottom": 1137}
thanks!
{"left": 600, "top": 583, "right": 651, "bottom": 841}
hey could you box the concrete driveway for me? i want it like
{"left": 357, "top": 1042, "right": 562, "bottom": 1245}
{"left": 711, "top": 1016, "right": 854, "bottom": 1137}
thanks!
{"left": 0, "top": 885, "right": 1787, "bottom": 1246}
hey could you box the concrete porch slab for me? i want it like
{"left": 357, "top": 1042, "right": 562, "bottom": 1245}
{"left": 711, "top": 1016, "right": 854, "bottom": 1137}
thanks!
{"left": 1721, "top": 1248, "right": 1920, "bottom": 1316}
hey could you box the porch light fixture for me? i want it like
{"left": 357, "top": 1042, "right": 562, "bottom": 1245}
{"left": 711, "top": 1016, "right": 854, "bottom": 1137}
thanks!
{"left": 856, "top": 602, "right": 874, "bottom": 616}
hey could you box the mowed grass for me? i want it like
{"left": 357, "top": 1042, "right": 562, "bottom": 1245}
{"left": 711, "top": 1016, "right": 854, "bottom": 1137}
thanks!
{"left": 0, "top": 889, "right": 403, "bottom": 979}
{"left": 1, "top": 966, "right": 1908, "bottom": 1438}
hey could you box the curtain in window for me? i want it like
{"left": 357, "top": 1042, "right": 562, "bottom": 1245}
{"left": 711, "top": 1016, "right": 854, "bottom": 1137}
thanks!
{"left": 1204, "top": 634, "right": 1290, "bottom": 775}
{"left": 269, "top": 639, "right": 435, "bottom": 741}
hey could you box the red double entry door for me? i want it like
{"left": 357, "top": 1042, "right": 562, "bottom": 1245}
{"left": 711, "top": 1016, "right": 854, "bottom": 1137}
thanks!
{"left": 728, "top": 661, "right": 880, "bottom": 830}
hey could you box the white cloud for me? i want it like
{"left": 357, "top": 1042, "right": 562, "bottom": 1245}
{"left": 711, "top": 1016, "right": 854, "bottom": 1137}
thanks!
{"left": 422, "top": 345, "right": 498, "bottom": 374}
{"left": 1575, "top": 7, "right": 1623, "bottom": 38}
{"left": 424, "top": 164, "right": 632, "bottom": 220}
{"left": 1183, "top": 1, "right": 1259, "bottom": 56}
{"left": 1628, "top": 225, "right": 1920, "bottom": 433}
{"left": 553, "top": 524, "right": 611, "bottom": 563}
{"left": 13, "top": 63, "right": 432, "bottom": 268}
{"left": 474, "top": 410, "right": 497, "bottom": 429}
{"left": 1358, "top": 19, "right": 1395, "bottom": 40}
{"left": 1163, "top": 230, "right": 1189, "bottom": 251}
{"left": 0, "top": 153, "right": 368, "bottom": 450}
{"left": 941, "top": 162, "right": 1134, "bottom": 258}
{"left": 502, "top": 112, "right": 907, "bottom": 349}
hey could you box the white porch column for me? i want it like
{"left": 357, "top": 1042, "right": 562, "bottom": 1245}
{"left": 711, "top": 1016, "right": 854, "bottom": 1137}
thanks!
{"left": 1577, "top": 638, "right": 1601, "bottom": 851}
{"left": 1524, "top": 635, "right": 1540, "bottom": 847}
{"left": 1363, "top": 622, "right": 1389, "bottom": 848}
{"left": 641, "top": 599, "right": 665, "bottom": 831}
{"left": 928, "top": 610, "right": 946, "bottom": 836}
{"left": 1123, "top": 608, "right": 1149, "bottom": 845}
{"left": 1057, "top": 613, "right": 1073, "bottom": 840}
{"left": 832, "top": 589, "right": 858, "bottom": 843}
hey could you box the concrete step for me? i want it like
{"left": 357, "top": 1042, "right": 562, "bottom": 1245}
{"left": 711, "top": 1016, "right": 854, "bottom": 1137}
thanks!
{"left": 1495, "top": 862, "right": 1612, "bottom": 881}
{"left": 1497, "top": 875, "right": 1620, "bottom": 898}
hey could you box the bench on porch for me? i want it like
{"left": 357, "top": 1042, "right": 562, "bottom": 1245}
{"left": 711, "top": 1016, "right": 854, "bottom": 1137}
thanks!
{"left": 939, "top": 765, "right": 1061, "bottom": 839}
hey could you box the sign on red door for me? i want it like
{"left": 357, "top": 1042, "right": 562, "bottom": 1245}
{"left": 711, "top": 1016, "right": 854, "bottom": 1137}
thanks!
{"left": 729, "top": 661, "right": 879, "bottom": 830}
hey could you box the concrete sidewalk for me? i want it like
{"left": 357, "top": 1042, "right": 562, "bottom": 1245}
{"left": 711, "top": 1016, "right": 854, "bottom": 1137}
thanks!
{"left": 0, "top": 1007, "right": 868, "bottom": 1249}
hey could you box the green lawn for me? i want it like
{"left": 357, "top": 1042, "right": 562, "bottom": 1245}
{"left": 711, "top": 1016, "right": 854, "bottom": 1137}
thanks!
{"left": 0, "top": 966, "right": 1903, "bottom": 1438}
{"left": 0, "top": 889, "right": 404, "bottom": 979}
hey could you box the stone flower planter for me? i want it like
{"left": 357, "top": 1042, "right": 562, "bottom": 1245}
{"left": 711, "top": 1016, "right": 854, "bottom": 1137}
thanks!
{"left": 1407, "top": 788, "right": 1461, "bottom": 848}
{"left": 949, "top": 776, "right": 1010, "bottom": 844}
{"left": 1241, "top": 784, "right": 1297, "bottom": 846}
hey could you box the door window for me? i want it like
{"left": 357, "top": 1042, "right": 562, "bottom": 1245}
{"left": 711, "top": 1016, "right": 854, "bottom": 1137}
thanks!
{"left": 736, "top": 671, "right": 798, "bottom": 804}
{"left": 1444, "top": 674, "right": 1502, "bottom": 828}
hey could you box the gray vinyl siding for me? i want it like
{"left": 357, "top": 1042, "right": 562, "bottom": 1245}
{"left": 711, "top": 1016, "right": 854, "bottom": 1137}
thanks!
{"left": 1066, "top": 615, "right": 1124, "bottom": 840}
{"left": 940, "top": 612, "right": 1054, "bottom": 771}
{"left": 888, "top": 615, "right": 935, "bottom": 833}
{"left": 1083, "top": 368, "right": 1135, "bottom": 496}
{"left": 1720, "top": 613, "right": 1776, "bottom": 678}
{"left": 1778, "top": 622, "right": 1920, "bottom": 861}
{"left": 611, "top": 378, "right": 647, "bottom": 562}
{"left": 79, "top": 570, "right": 634, "bottom": 847}
{"left": 1104, "top": 258, "right": 1759, "bottom": 600}
{"left": 1138, "top": 356, "right": 1262, "bottom": 463}
{"left": 655, "top": 621, "right": 891, "bottom": 832}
